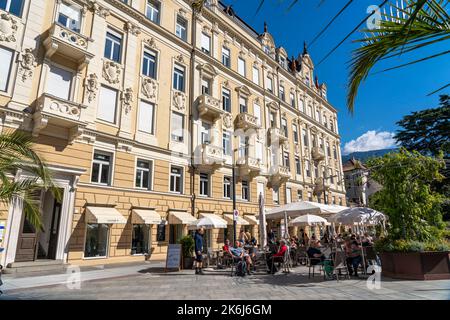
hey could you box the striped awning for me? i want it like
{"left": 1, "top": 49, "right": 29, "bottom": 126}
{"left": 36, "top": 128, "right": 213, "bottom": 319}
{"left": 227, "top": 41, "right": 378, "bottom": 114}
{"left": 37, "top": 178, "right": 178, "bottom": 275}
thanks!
{"left": 86, "top": 206, "right": 127, "bottom": 224}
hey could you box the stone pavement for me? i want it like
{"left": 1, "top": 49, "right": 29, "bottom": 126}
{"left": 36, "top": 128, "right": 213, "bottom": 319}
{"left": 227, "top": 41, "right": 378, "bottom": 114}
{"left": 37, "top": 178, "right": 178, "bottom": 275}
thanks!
{"left": 1, "top": 263, "right": 449, "bottom": 300}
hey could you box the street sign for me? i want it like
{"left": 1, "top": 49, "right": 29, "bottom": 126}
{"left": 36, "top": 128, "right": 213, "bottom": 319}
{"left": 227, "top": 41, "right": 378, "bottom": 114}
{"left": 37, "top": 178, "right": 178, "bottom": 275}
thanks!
{"left": 233, "top": 209, "right": 239, "bottom": 221}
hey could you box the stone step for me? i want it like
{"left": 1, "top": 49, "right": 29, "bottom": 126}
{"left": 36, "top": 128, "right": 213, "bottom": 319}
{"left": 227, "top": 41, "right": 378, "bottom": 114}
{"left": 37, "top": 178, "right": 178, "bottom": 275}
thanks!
{"left": 4, "top": 260, "right": 66, "bottom": 274}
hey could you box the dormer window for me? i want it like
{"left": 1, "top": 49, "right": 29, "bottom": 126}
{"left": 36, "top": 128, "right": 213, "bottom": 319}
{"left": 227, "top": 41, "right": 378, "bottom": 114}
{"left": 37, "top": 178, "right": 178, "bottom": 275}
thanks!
{"left": 305, "top": 74, "right": 310, "bottom": 87}
{"left": 279, "top": 56, "right": 287, "bottom": 69}
{"left": 263, "top": 46, "right": 271, "bottom": 55}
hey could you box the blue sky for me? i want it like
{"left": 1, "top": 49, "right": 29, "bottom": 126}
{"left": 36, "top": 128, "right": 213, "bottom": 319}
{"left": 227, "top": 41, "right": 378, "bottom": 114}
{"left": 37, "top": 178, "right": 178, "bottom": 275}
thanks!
{"left": 222, "top": 0, "right": 449, "bottom": 154}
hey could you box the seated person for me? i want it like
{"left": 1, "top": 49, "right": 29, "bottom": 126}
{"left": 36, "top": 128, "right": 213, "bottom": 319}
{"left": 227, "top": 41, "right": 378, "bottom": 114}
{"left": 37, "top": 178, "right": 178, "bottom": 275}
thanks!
{"left": 361, "top": 233, "right": 373, "bottom": 247}
{"left": 223, "top": 239, "right": 231, "bottom": 252}
{"left": 345, "top": 240, "right": 362, "bottom": 276}
{"left": 250, "top": 236, "right": 257, "bottom": 246}
{"left": 266, "top": 240, "right": 288, "bottom": 274}
{"left": 307, "top": 240, "right": 326, "bottom": 265}
{"left": 268, "top": 240, "right": 278, "bottom": 255}
{"left": 229, "top": 241, "right": 253, "bottom": 274}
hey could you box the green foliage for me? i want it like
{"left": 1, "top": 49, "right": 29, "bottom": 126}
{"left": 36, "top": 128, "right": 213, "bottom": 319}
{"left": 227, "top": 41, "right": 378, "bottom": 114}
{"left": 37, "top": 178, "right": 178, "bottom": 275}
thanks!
{"left": 375, "top": 237, "right": 450, "bottom": 252}
{"left": 0, "top": 130, "right": 60, "bottom": 230}
{"left": 367, "top": 148, "right": 446, "bottom": 243}
{"left": 179, "top": 235, "right": 194, "bottom": 257}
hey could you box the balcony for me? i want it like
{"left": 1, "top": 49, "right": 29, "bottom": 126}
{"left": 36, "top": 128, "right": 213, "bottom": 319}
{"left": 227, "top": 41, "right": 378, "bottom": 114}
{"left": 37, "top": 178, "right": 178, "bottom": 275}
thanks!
{"left": 268, "top": 165, "right": 291, "bottom": 186}
{"left": 237, "top": 155, "right": 262, "bottom": 176}
{"left": 235, "top": 113, "right": 259, "bottom": 131}
{"left": 43, "top": 23, "right": 94, "bottom": 69}
{"left": 197, "top": 94, "right": 223, "bottom": 121}
{"left": 200, "top": 143, "right": 225, "bottom": 167}
{"left": 311, "top": 146, "right": 325, "bottom": 162}
{"left": 269, "top": 127, "right": 288, "bottom": 145}
{"left": 313, "top": 178, "right": 330, "bottom": 195}
{"left": 32, "top": 93, "right": 87, "bottom": 142}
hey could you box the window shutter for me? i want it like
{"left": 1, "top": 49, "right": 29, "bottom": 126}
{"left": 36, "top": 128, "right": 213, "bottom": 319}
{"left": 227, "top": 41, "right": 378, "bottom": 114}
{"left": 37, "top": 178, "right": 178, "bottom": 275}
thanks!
{"left": 138, "top": 100, "right": 154, "bottom": 133}
{"left": 47, "top": 66, "right": 72, "bottom": 100}
{"left": 0, "top": 48, "right": 13, "bottom": 91}
{"left": 97, "top": 86, "right": 117, "bottom": 123}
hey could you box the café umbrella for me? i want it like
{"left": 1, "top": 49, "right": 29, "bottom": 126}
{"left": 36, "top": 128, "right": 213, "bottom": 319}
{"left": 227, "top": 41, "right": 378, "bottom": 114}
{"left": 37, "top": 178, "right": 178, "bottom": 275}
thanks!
{"left": 289, "top": 214, "right": 328, "bottom": 227}
{"left": 188, "top": 214, "right": 227, "bottom": 230}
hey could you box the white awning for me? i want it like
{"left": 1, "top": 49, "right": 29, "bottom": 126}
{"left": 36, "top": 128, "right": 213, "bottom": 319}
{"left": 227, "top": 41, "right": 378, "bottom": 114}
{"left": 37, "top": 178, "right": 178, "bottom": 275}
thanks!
{"left": 132, "top": 209, "right": 163, "bottom": 225}
{"left": 168, "top": 211, "right": 196, "bottom": 224}
{"left": 189, "top": 213, "right": 228, "bottom": 230}
{"left": 86, "top": 206, "right": 127, "bottom": 224}
{"left": 243, "top": 215, "right": 259, "bottom": 225}
{"left": 223, "top": 214, "right": 250, "bottom": 226}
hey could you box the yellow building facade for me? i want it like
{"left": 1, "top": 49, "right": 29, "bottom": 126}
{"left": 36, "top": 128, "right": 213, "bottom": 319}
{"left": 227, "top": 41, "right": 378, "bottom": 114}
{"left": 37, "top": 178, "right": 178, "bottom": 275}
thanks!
{"left": 0, "top": 0, "right": 346, "bottom": 268}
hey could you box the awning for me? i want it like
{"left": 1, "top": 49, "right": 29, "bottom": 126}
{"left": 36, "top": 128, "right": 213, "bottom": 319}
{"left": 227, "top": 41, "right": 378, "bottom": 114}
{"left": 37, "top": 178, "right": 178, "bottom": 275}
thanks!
{"left": 243, "top": 215, "right": 259, "bottom": 225}
{"left": 168, "top": 211, "right": 196, "bottom": 224}
{"left": 189, "top": 213, "right": 228, "bottom": 230}
{"left": 223, "top": 214, "right": 250, "bottom": 225}
{"left": 86, "top": 206, "right": 127, "bottom": 224}
{"left": 132, "top": 209, "right": 163, "bottom": 224}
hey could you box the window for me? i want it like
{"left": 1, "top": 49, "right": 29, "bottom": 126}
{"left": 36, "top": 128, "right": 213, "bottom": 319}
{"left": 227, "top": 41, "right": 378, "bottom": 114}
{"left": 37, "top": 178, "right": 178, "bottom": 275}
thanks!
{"left": 137, "top": 100, "right": 155, "bottom": 134}
{"left": 242, "top": 180, "right": 249, "bottom": 201}
{"left": 172, "top": 65, "right": 185, "bottom": 92}
{"left": 308, "top": 105, "right": 313, "bottom": 117}
{"left": 135, "top": 159, "right": 153, "bottom": 189}
{"left": 332, "top": 196, "right": 336, "bottom": 205}
{"left": 281, "top": 118, "right": 288, "bottom": 137}
{"left": 47, "top": 65, "right": 73, "bottom": 100}
{"left": 201, "top": 78, "right": 211, "bottom": 95}
{"left": 330, "top": 120, "right": 335, "bottom": 132}
{"left": 312, "top": 134, "right": 317, "bottom": 148}
{"left": 239, "top": 96, "right": 247, "bottom": 113}
{"left": 308, "top": 192, "right": 313, "bottom": 202}
{"left": 238, "top": 135, "right": 247, "bottom": 158}
{"left": 222, "top": 47, "right": 230, "bottom": 67}
{"left": 316, "top": 110, "right": 321, "bottom": 123}
{"left": 305, "top": 160, "right": 311, "bottom": 177}
{"left": 97, "top": 86, "right": 118, "bottom": 123}
{"left": 339, "top": 198, "right": 343, "bottom": 206}
{"left": 104, "top": 29, "right": 122, "bottom": 63}
{"left": 302, "top": 129, "right": 308, "bottom": 146}
{"left": 283, "top": 152, "right": 290, "bottom": 168}
{"left": 329, "top": 169, "right": 334, "bottom": 184}
{"left": 323, "top": 115, "right": 328, "bottom": 128}
{"left": 170, "top": 166, "right": 183, "bottom": 193}
{"left": 279, "top": 86, "right": 285, "bottom": 101}
{"left": 199, "top": 173, "right": 209, "bottom": 197}
{"left": 326, "top": 142, "right": 331, "bottom": 157}
{"left": 333, "top": 145, "right": 337, "bottom": 160}
{"left": 299, "top": 99, "right": 305, "bottom": 113}
{"left": 319, "top": 138, "right": 324, "bottom": 150}
{"left": 297, "top": 189, "right": 303, "bottom": 201}
{"left": 222, "top": 88, "right": 231, "bottom": 112}
{"left": 314, "top": 164, "right": 318, "bottom": 178}
{"left": 142, "top": 50, "right": 157, "bottom": 79}
{"left": 91, "top": 151, "right": 112, "bottom": 185}
{"left": 255, "top": 141, "right": 263, "bottom": 161}
{"left": 279, "top": 56, "right": 287, "bottom": 69}
{"left": 146, "top": 0, "right": 161, "bottom": 24}
{"left": 254, "top": 103, "right": 261, "bottom": 126}
{"left": 0, "top": 0, "right": 24, "bottom": 17}
{"left": 252, "top": 66, "right": 259, "bottom": 85}
{"left": 293, "top": 124, "right": 299, "bottom": 143}
{"left": 266, "top": 76, "right": 273, "bottom": 92}
{"left": 175, "top": 15, "right": 187, "bottom": 41}
{"left": 222, "top": 131, "right": 231, "bottom": 156}
{"left": 223, "top": 177, "right": 231, "bottom": 199}
{"left": 273, "top": 189, "right": 279, "bottom": 205}
{"left": 131, "top": 224, "right": 149, "bottom": 255}
{"left": 84, "top": 223, "right": 109, "bottom": 258}
{"left": 201, "top": 33, "right": 211, "bottom": 54}
{"left": 171, "top": 112, "right": 184, "bottom": 142}
{"left": 270, "top": 112, "right": 276, "bottom": 128}
{"left": 238, "top": 58, "right": 246, "bottom": 77}
{"left": 58, "top": 2, "right": 81, "bottom": 32}
{"left": 305, "top": 74, "right": 310, "bottom": 87}
{"left": 0, "top": 47, "right": 13, "bottom": 92}
{"left": 257, "top": 182, "right": 265, "bottom": 199}
{"left": 295, "top": 157, "right": 301, "bottom": 175}
{"left": 286, "top": 188, "right": 292, "bottom": 204}
{"left": 290, "top": 93, "right": 295, "bottom": 108}
{"left": 200, "top": 121, "right": 211, "bottom": 144}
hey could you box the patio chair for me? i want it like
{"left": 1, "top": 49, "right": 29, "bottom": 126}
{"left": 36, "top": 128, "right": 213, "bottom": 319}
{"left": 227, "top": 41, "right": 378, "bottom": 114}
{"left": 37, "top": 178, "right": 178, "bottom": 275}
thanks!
{"left": 363, "top": 246, "right": 380, "bottom": 267}
{"left": 306, "top": 255, "right": 324, "bottom": 278}
{"left": 230, "top": 255, "right": 245, "bottom": 277}
{"left": 296, "top": 247, "right": 308, "bottom": 265}
{"left": 332, "top": 251, "right": 350, "bottom": 281}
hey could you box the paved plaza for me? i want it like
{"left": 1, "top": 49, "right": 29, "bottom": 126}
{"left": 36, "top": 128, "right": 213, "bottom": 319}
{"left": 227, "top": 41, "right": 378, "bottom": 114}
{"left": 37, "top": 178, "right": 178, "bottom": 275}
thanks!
{"left": 1, "top": 262, "right": 449, "bottom": 300}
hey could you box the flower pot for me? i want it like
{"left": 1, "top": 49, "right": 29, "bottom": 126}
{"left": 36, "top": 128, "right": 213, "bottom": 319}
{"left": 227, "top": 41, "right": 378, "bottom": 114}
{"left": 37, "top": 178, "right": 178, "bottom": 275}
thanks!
{"left": 183, "top": 256, "right": 194, "bottom": 270}
{"left": 380, "top": 251, "right": 450, "bottom": 280}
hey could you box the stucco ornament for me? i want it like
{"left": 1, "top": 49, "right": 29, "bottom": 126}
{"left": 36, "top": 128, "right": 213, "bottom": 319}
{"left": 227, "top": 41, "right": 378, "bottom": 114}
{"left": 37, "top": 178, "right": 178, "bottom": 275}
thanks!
{"left": 122, "top": 88, "right": 133, "bottom": 114}
{"left": 172, "top": 91, "right": 186, "bottom": 112}
{"left": 222, "top": 112, "right": 233, "bottom": 129}
{"left": 102, "top": 60, "right": 121, "bottom": 84}
{"left": 84, "top": 73, "right": 99, "bottom": 103}
{"left": 18, "top": 48, "right": 37, "bottom": 81}
{"left": 0, "top": 13, "right": 18, "bottom": 42}
{"left": 142, "top": 77, "right": 158, "bottom": 100}
{"left": 145, "top": 37, "right": 157, "bottom": 49}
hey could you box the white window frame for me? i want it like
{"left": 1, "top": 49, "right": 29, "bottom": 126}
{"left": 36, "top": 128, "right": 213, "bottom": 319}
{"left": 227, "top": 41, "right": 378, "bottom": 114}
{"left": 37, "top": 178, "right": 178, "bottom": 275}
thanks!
{"left": 171, "top": 111, "right": 185, "bottom": 143}
{"left": 223, "top": 176, "right": 232, "bottom": 199}
{"left": 252, "top": 66, "right": 259, "bottom": 85}
{"left": 169, "top": 165, "right": 184, "bottom": 194}
{"left": 222, "top": 47, "right": 230, "bottom": 67}
{"left": 104, "top": 28, "right": 123, "bottom": 63}
{"left": 238, "top": 57, "right": 246, "bottom": 77}
{"left": 142, "top": 49, "right": 158, "bottom": 79}
{"left": 222, "top": 131, "right": 231, "bottom": 156}
{"left": 97, "top": 85, "right": 118, "bottom": 124}
{"left": 0, "top": 0, "right": 25, "bottom": 17}
{"left": 201, "top": 33, "right": 211, "bottom": 54}
{"left": 222, "top": 87, "right": 231, "bottom": 112}
{"left": 175, "top": 15, "right": 187, "bottom": 41}
{"left": 0, "top": 46, "right": 13, "bottom": 93}
{"left": 241, "top": 180, "right": 250, "bottom": 201}
{"left": 91, "top": 150, "right": 114, "bottom": 186}
{"left": 135, "top": 158, "right": 153, "bottom": 190}
{"left": 57, "top": 1, "right": 82, "bottom": 33}
{"left": 172, "top": 64, "right": 185, "bottom": 92}
{"left": 137, "top": 99, "right": 156, "bottom": 135}
{"left": 46, "top": 63, "right": 74, "bottom": 101}
{"left": 146, "top": 0, "right": 161, "bottom": 24}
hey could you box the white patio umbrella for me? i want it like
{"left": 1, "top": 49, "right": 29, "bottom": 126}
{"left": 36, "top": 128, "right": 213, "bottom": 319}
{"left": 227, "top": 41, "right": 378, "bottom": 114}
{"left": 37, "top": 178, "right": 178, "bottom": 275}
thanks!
{"left": 258, "top": 193, "right": 267, "bottom": 249}
{"left": 328, "top": 207, "right": 386, "bottom": 226}
{"left": 288, "top": 214, "right": 328, "bottom": 227}
{"left": 265, "top": 201, "right": 321, "bottom": 220}
{"left": 188, "top": 213, "right": 227, "bottom": 230}
{"left": 302, "top": 201, "right": 348, "bottom": 214}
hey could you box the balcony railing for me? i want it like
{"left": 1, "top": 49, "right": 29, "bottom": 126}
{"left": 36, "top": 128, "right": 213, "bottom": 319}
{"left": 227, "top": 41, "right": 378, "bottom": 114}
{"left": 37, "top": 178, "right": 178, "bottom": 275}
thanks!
{"left": 237, "top": 155, "right": 262, "bottom": 176}
{"left": 235, "top": 113, "right": 259, "bottom": 130}
{"left": 268, "top": 165, "right": 291, "bottom": 186}
{"left": 43, "top": 23, "right": 94, "bottom": 69}
{"left": 269, "top": 127, "right": 288, "bottom": 144}
{"left": 201, "top": 143, "right": 225, "bottom": 166}
{"left": 197, "top": 94, "right": 223, "bottom": 121}
{"left": 311, "top": 146, "right": 325, "bottom": 162}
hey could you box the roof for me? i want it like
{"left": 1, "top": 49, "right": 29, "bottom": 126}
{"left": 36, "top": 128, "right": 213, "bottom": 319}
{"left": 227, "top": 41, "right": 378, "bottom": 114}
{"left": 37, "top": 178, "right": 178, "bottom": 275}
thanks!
{"left": 342, "top": 158, "right": 367, "bottom": 172}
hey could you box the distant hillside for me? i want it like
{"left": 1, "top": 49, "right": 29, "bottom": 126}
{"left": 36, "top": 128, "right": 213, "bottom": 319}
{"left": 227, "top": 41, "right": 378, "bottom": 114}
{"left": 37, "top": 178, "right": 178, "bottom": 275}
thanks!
{"left": 342, "top": 148, "right": 398, "bottom": 163}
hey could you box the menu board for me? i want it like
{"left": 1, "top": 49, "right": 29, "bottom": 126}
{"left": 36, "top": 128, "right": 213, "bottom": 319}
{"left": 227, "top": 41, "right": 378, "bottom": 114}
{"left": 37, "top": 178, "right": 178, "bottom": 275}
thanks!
{"left": 165, "top": 244, "right": 181, "bottom": 271}
{"left": 157, "top": 223, "right": 166, "bottom": 242}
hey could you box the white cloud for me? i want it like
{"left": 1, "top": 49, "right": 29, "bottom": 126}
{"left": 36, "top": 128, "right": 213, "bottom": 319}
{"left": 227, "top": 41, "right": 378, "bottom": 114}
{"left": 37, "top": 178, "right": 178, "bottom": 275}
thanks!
{"left": 343, "top": 130, "right": 397, "bottom": 155}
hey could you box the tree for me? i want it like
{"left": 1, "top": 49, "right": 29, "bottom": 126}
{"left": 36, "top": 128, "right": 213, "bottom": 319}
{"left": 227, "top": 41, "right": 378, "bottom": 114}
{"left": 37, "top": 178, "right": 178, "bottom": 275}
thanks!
{"left": 367, "top": 148, "right": 445, "bottom": 241}
{"left": 348, "top": 0, "right": 449, "bottom": 112}
{"left": 0, "top": 130, "right": 59, "bottom": 230}
{"left": 394, "top": 95, "right": 450, "bottom": 157}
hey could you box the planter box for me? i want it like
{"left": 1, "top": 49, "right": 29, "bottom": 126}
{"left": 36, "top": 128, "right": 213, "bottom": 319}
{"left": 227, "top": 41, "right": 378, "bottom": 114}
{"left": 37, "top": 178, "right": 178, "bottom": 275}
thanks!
{"left": 380, "top": 251, "right": 450, "bottom": 280}
{"left": 183, "top": 256, "right": 194, "bottom": 270}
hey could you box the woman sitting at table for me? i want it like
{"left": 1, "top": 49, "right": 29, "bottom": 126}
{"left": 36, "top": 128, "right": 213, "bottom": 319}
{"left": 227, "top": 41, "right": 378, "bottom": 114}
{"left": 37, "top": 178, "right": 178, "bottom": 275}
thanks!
{"left": 306, "top": 240, "right": 326, "bottom": 265}
{"left": 345, "top": 239, "right": 362, "bottom": 277}
{"left": 229, "top": 241, "right": 253, "bottom": 275}
{"left": 266, "top": 239, "right": 288, "bottom": 274}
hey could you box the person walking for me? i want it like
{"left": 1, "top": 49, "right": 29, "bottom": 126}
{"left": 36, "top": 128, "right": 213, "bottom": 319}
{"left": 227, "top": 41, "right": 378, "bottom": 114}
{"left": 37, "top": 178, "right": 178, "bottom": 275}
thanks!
{"left": 194, "top": 227, "right": 205, "bottom": 275}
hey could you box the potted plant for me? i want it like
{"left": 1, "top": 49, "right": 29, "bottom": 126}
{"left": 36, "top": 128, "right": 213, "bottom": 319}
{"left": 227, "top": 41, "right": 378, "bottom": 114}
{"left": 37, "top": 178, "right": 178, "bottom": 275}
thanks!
{"left": 368, "top": 149, "right": 450, "bottom": 280}
{"left": 179, "top": 235, "right": 194, "bottom": 270}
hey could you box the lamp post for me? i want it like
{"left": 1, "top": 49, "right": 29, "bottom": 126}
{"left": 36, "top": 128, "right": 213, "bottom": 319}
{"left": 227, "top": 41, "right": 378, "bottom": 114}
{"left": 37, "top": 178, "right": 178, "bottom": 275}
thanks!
{"left": 231, "top": 146, "right": 243, "bottom": 245}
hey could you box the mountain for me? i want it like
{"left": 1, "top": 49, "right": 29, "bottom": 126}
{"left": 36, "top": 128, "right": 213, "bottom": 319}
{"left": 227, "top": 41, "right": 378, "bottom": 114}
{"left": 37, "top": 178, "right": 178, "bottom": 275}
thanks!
{"left": 342, "top": 148, "right": 398, "bottom": 163}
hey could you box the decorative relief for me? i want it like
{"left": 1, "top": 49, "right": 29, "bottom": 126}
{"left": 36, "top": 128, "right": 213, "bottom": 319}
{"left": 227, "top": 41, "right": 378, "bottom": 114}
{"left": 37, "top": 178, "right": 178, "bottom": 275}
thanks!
{"left": 176, "top": 54, "right": 185, "bottom": 63}
{"left": 0, "top": 12, "right": 18, "bottom": 42}
{"left": 144, "top": 37, "right": 157, "bottom": 50}
{"left": 126, "top": 21, "right": 141, "bottom": 36}
{"left": 84, "top": 73, "right": 98, "bottom": 103}
{"left": 222, "top": 80, "right": 230, "bottom": 89}
{"left": 121, "top": 88, "right": 133, "bottom": 114}
{"left": 222, "top": 113, "right": 233, "bottom": 129}
{"left": 141, "top": 77, "right": 158, "bottom": 101}
{"left": 172, "top": 91, "right": 186, "bottom": 112}
{"left": 18, "top": 48, "right": 36, "bottom": 81}
{"left": 295, "top": 144, "right": 300, "bottom": 154}
{"left": 88, "top": 1, "right": 110, "bottom": 18}
{"left": 102, "top": 60, "right": 121, "bottom": 84}
{"left": 178, "top": 8, "right": 187, "bottom": 18}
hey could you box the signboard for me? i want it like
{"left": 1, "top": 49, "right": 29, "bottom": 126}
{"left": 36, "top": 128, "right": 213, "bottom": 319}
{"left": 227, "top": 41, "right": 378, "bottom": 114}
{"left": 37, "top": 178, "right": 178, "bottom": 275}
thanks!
{"left": 165, "top": 244, "right": 182, "bottom": 272}
{"left": 233, "top": 209, "right": 239, "bottom": 221}
{"left": 0, "top": 221, "right": 4, "bottom": 253}
{"left": 157, "top": 222, "right": 166, "bottom": 242}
